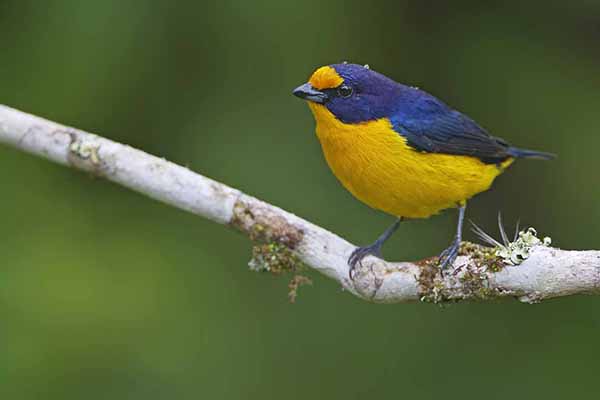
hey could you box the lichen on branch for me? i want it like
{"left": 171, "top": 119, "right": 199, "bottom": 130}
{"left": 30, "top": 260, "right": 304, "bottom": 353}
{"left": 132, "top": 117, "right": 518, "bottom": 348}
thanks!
{"left": 0, "top": 104, "right": 598, "bottom": 305}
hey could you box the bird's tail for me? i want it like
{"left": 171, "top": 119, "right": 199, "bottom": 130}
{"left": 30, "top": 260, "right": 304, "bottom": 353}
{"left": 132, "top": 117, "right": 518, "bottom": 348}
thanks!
{"left": 507, "top": 147, "right": 556, "bottom": 160}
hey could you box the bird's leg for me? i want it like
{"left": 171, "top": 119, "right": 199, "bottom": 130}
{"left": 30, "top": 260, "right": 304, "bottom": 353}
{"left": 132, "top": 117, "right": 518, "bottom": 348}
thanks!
{"left": 348, "top": 218, "right": 402, "bottom": 280}
{"left": 438, "top": 204, "right": 466, "bottom": 270}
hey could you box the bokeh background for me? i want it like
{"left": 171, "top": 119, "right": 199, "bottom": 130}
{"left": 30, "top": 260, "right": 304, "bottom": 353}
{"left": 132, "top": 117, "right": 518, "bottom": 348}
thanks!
{"left": 1, "top": 1, "right": 599, "bottom": 399}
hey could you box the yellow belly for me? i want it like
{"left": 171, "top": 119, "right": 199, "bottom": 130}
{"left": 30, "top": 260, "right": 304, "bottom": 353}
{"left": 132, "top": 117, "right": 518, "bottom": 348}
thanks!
{"left": 308, "top": 103, "right": 513, "bottom": 218}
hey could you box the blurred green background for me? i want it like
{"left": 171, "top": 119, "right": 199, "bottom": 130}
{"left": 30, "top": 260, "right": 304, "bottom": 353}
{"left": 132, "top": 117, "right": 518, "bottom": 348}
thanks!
{"left": 1, "top": 1, "right": 599, "bottom": 399}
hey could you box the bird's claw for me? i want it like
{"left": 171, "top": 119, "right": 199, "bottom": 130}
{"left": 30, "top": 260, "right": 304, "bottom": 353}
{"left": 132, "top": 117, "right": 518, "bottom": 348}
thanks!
{"left": 348, "top": 244, "right": 382, "bottom": 280}
{"left": 438, "top": 239, "right": 461, "bottom": 270}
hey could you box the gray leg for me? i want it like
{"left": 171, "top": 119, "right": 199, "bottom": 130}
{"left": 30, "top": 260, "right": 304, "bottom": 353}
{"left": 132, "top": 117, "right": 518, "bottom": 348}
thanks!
{"left": 439, "top": 204, "right": 466, "bottom": 269}
{"left": 348, "top": 218, "right": 402, "bottom": 279}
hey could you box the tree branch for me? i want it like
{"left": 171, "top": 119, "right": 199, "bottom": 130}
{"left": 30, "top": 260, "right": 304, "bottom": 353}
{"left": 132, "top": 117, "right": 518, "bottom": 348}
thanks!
{"left": 1, "top": 104, "right": 598, "bottom": 304}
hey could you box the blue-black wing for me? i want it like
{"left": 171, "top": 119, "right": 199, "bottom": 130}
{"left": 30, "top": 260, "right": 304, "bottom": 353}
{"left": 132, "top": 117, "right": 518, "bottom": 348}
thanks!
{"left": 390, "top": 93, "right": 511, "bottom": 164}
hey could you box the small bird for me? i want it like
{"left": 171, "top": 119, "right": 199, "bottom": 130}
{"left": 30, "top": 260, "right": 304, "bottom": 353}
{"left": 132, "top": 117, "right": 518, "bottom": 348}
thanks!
{"left": 293, "top": 63, "right": 554, "bottom": 277}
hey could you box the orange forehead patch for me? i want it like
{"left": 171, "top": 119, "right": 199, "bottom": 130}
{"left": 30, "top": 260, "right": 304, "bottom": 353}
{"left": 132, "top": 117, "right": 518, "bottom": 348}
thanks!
{"left": 308, "top": 66, "right": 344, "bottom": 90}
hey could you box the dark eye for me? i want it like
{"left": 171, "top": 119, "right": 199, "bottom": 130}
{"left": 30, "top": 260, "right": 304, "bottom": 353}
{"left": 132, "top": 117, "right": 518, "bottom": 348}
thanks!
{"left": 337, "top": 85, "right": 353, "bottom": 98}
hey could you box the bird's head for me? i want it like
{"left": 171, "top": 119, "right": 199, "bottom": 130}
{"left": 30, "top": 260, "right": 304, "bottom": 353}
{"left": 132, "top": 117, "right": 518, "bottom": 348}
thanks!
{"left": 293, "top": 63, "right": 405, "bottom": 124}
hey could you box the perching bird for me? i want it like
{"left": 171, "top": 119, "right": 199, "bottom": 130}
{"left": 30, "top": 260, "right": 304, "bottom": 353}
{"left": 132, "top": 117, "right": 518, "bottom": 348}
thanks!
{"left": 293, "top": 63, "right": 554, "bottom": 277}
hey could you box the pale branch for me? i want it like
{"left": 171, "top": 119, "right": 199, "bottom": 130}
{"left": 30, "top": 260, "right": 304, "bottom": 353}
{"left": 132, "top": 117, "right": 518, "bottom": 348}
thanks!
{"left": 0, "top": 104, "right": 598, "bottom": 304}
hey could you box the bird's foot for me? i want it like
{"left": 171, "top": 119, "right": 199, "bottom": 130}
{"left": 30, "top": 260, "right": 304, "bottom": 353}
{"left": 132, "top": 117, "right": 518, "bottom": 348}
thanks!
{"left": 438, "top": 238, "right": 461, "bottom": 270}
{"left": 348, "top": 243, "right": 383, "bottom": 280}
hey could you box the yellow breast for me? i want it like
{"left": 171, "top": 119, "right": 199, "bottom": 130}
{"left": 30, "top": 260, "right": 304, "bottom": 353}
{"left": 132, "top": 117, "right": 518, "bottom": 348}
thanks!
{"left": 308, "top": 103, "right": 513, "bottom": 218}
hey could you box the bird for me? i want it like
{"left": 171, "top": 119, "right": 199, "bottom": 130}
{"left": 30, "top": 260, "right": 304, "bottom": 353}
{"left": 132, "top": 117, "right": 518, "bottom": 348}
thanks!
{"left": 292, "top": 63, "right": 554, "bottom": 278}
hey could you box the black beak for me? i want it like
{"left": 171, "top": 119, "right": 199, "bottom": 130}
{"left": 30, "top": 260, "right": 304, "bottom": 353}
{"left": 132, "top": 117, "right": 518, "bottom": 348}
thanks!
{"left": 293, "top": 83, "right": 328, "bottom": 104}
